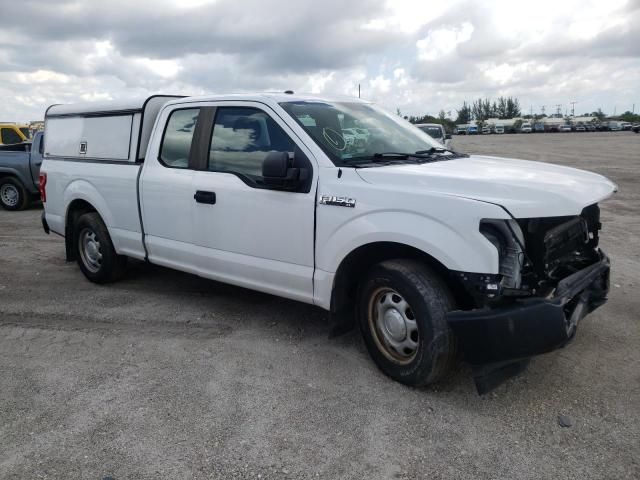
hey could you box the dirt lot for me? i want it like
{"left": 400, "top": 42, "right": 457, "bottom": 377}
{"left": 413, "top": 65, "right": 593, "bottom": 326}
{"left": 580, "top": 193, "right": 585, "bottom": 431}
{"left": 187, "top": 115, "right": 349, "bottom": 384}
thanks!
{"left": 1, "top": 132, "right": 638, "bottom": 479}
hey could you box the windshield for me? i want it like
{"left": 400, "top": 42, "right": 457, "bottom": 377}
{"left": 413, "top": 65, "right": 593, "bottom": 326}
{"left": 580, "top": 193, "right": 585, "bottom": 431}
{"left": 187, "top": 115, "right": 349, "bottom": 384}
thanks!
{"left": 19, "top": 128, "right": 31, "bottom": 139}
{"left": 279, "top": 101, "right": 444, "bottom": 165}
{"left": 417, "top": 126, "right": 443, "bottom": 139}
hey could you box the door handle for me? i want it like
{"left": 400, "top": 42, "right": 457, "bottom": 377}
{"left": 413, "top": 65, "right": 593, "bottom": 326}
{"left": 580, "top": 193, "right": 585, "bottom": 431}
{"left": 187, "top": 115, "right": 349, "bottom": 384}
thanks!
{"left": 194, "top": 190, "right": 216, "bottom": 204}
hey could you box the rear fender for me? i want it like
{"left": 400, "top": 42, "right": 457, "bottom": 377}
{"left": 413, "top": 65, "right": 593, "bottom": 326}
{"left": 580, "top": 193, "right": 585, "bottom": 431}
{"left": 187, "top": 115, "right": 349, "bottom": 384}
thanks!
{"left": 64, "top": 179, "right": 115, "bottom": 229}
{"left": 63, "top": 180, "right": 116, "bottom": 260}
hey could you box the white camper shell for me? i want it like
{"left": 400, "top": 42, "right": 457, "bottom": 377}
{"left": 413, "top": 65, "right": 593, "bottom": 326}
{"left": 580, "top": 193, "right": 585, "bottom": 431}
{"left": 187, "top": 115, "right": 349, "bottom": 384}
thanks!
{"left": 44, "top": 95, "right": 182, "bottom": 162}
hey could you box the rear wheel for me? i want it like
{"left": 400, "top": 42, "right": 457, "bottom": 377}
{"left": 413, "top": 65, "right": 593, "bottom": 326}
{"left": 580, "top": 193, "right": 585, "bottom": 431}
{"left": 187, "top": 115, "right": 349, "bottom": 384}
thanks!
{"left": 0, "top": 177, "right": 28, "bottom": 211}
{"left": 358, "top": 259, "right": 457, "bottom": 386}
{"left": 75, "top": 212, "right": 126, "bottom": 283}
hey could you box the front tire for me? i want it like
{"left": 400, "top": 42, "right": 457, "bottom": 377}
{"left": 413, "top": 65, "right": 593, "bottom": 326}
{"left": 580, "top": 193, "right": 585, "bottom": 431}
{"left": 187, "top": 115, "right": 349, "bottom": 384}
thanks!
{"left": 358, "top": 259, "right": 457, "bottom": 386}
{"left": 0, "top": 177, "right": 28, "bottom": 211}
{"left": 75, "top": 212, "right": 127, "bottom": 283}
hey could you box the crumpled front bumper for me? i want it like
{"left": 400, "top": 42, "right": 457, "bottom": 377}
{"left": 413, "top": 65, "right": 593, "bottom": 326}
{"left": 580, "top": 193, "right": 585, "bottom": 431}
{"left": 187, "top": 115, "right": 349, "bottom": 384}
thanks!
{"left": 447, "top": 251, "right": 610, "bottom": 393}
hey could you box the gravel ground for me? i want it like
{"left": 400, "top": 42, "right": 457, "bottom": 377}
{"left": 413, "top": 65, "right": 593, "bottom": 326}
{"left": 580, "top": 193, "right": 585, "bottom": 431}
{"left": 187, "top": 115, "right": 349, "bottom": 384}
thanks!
{"left": 1, "top": 131, "right": 639, "bottom": 479}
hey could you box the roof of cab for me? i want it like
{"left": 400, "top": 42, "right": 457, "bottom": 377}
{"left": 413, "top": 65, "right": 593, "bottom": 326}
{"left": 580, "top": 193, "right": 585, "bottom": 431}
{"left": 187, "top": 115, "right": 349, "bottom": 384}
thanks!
{"left": 45, "top": 92, "right": 368, "bottom": 118}
{"left": 163, "top": 92, "right": 369, "bottom": 107}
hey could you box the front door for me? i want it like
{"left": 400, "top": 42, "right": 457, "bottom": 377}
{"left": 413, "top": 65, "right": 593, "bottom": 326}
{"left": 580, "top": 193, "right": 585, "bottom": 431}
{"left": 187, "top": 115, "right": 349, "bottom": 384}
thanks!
{"left": 191, "top": 103, "right": 317, "bottom": 303}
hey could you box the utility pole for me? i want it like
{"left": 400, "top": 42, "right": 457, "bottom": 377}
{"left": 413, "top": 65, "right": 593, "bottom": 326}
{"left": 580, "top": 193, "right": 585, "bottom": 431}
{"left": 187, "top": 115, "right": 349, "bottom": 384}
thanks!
{"left": 570, "top": 101, "right": 577, "bottom": 116}
{"left": 541, "top": 105, "right": 546, "bottom": 115}
{"left": 358, "top": 84, "right": 361, "bottom": 99}
{"left": 555, "top": 104, "right": 562, "bottom": 117}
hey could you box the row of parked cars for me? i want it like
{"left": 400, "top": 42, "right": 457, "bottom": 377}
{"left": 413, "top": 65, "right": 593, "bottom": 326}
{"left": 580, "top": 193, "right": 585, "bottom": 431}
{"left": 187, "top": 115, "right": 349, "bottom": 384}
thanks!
{"left": 456, "top": 121, "right": 639, "bottom": 135}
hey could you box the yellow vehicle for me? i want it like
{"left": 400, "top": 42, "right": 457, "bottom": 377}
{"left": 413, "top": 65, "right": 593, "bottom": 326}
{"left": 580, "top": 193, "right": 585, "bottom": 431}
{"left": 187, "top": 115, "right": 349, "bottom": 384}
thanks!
{"left": 0, "top": 124, "right": 31, "bottom": 145}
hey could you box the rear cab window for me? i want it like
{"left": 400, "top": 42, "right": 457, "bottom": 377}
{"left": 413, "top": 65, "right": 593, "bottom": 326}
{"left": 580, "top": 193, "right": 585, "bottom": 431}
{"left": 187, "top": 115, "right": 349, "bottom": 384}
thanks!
{"left": 159, "top": 108, "right": 200, "bottom": 168}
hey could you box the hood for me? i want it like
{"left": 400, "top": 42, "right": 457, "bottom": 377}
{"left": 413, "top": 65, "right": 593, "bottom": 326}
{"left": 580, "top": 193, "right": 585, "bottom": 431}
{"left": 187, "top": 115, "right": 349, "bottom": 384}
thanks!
{"left": 356, "top": 155, "right": 617, "bottom": 218}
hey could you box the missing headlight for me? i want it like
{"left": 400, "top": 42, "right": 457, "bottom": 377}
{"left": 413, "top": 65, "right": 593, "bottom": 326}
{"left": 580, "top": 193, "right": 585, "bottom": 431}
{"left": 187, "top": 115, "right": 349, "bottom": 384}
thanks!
{"left": 480, "top": 219, "right": 525, "bottom": 289}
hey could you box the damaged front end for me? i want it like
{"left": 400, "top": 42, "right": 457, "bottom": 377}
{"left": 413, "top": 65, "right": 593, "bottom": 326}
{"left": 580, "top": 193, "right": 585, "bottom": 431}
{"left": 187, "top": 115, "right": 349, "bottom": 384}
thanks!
{"left": 447, "top": 204, "right": 610, "bottom": 394}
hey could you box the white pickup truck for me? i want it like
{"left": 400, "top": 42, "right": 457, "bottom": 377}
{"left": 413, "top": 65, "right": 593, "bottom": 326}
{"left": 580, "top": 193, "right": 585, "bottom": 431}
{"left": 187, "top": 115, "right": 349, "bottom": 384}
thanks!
{"left": 41, "top": 93, "right": 616, "bottom": 393}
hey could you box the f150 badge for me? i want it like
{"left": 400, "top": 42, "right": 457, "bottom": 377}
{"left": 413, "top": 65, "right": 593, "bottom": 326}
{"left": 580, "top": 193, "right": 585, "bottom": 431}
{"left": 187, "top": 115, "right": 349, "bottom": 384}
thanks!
{"left": 319, "top": 195, "right": 356, "bottom": 208}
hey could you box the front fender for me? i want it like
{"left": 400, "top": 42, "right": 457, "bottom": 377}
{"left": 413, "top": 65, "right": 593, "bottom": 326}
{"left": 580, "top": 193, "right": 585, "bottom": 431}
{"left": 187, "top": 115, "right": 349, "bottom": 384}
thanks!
{"left": 317, "top": 200, "right": 509, "bottom": 275}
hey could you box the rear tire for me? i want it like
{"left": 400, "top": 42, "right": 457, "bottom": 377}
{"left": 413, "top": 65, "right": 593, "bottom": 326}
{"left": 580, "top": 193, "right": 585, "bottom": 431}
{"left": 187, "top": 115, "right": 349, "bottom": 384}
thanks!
{"left": 357, "top": 259, "right": 457, "bottom": 386}
{"left": 75, "top": 212, "right": 127, "bottom": 283}
{"left": 0, "top": 177, "right": 28, "bottom": 211}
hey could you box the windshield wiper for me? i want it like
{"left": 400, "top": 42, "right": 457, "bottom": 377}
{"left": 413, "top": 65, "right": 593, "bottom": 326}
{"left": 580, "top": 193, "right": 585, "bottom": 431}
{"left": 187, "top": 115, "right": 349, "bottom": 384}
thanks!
{"left": 341, "top": 149, "right": 467, "bottom": 167}
{"left": 415, "top": 147, "right": 454, "bottom": 155}
{"left": 372, "top": 152, "right": 429, "bottom": 160}
{"left": 416, "top": 147, "right": 469, "bottom": 159}
{"left": 340, "top": 153, "right": 424, "bottom": 165}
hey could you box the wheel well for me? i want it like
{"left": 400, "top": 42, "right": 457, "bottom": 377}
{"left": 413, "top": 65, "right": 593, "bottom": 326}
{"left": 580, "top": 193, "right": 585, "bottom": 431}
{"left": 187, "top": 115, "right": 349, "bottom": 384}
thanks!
{"left": 330, "top": 242, "right": 474, "bottom": 319}
{"left": 0, "top": 173, "right": 19, "bottom": 182}
{"left": 65, "top": 199, "right": 98, "bottom": 261}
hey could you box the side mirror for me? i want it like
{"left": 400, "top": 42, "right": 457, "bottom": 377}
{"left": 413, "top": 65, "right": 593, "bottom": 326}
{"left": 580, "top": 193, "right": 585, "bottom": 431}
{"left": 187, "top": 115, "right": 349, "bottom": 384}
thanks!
{"left": 445, "top": 133, "right": 452, "bottom": 140}
{"left": 262, "top": 151, "right": 289, "bottom": 178}
{"left": 262, "top": 151, "right": 305, "bottom": 190}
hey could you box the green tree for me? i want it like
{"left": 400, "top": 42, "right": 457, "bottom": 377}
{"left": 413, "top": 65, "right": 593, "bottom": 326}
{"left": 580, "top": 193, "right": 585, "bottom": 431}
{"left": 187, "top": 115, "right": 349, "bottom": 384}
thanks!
{"left": 456, "top": 101, "right": 472, "bottom": 124}
{"left": 497, "top": 97, "right": 507, "bottom": 119}
{"left": 506, "top": 97, "right": 521, "bottom": 118}
{"left": 620, "top": 111, "right": 640, "bottom": 122}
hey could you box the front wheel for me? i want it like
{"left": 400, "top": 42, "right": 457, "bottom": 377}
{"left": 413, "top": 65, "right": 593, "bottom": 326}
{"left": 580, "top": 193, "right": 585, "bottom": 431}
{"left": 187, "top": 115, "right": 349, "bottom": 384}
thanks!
{"left": 75, "top": 212, "right": 127, "bottom": 283}
{"left": 358, "top": 259, "right": 458, "bottom": 386}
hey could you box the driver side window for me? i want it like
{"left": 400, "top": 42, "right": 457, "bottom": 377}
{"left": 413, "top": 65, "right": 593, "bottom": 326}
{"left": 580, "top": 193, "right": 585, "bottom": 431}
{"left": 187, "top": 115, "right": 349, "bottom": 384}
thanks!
{"left": 208, "top": 107, "right": 295, "bottom": 179}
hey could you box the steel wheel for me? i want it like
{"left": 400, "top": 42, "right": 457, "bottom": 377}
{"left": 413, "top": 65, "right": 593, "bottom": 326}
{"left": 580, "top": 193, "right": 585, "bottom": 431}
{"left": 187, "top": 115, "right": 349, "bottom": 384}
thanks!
{"left": 368, "top": 287, "right": 420, "bottom": 365}
{"left": 78, "top": 227, "right": 103, "bottom": 273}
{"left": 0, "top": 183, "right": 19, "bottom": 208}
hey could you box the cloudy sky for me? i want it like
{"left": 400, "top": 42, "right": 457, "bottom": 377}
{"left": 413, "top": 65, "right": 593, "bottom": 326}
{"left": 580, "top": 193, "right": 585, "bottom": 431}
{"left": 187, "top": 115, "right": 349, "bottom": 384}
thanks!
{"left": 1, "top": 0, "right": 639, "bottom": 121}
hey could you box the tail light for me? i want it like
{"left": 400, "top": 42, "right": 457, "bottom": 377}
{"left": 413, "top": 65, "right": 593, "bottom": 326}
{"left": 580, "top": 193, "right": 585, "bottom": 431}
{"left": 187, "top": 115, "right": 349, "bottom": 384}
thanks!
{"left": 39, "top": 172, "right": 47, "bottom": 202}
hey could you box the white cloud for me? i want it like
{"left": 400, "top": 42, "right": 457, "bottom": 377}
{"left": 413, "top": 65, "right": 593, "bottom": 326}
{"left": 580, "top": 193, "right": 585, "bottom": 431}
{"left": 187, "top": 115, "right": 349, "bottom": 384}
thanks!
{"left": 416, "top": 22, "right": 474, "bottom": 61}
{"left": 0, "top": 0, "right": 637, "bottom": 122}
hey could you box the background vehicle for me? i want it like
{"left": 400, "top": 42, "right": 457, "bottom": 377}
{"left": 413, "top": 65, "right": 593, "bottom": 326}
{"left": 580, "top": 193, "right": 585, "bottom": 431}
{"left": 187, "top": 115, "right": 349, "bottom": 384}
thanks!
{"left": 534, "top": 123, "right": 544, "bottom": 133}
{"left": 415, "top": 123, "right": 452, "bottom": 148}
{"left": 0, "top": 123, "right": 31, "bottom": 145}
{"left": 620, "top": 122, "right": 632, "bottom": 131}
{"left": 575, "top": 125, "right": 586, "bottom": 132}
{"left": 481, "top": 125, "right": 491, "bottom": 135}
{"left": 608, "top": 121, "right": 622, "bottom": 131}
{"left": 520, "top": 122, "right": 532, "bottom": 133}
{"left": 632, "top": 124, "right": 640, "bottom": 133}
{"left": 559, "top": 124, "right": 572, "bottom": 132}
{"left": 455, "top": 124, "right": 467, "bottom": 135}
{"left": 494, "top": 124, "right": 505, "bottom": 134}
{"left": 467, "top": 125, "right": 478, "bottom": 135}
{"left": 0, "top": 131, "right": 43, "bottom": 210}
{"left": 41, "top": 93, "right": 615, "bottom": 393}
